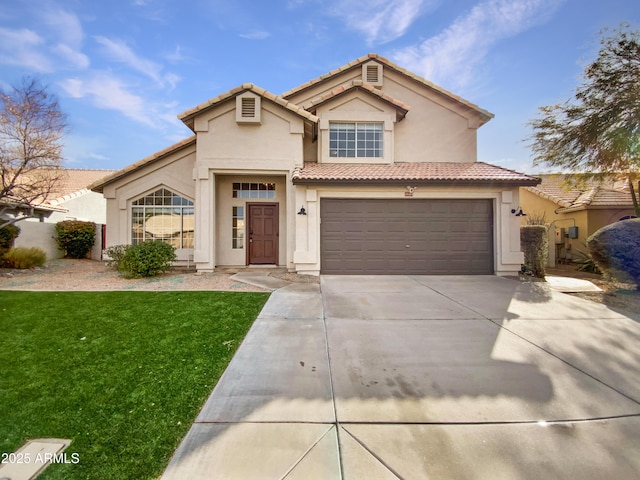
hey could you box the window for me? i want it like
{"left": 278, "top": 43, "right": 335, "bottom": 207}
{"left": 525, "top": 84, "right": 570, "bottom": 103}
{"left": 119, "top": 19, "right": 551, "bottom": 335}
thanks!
{"left": 232, "top": 206, "right": 244, "bottom": 249}
{"left": 329, "top": 123, "right": 383, "bottom": 158}
{"left": 232, "top": 182, "right": 276, "bottom": 198}
{"left": 131, "top": 188, "right": 194, "bottom": 248}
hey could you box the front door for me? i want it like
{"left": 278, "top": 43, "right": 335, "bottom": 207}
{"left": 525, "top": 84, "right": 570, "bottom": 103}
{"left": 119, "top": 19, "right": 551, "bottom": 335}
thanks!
{"left": 248, "top": 203, "right": 278, "bottom": 264}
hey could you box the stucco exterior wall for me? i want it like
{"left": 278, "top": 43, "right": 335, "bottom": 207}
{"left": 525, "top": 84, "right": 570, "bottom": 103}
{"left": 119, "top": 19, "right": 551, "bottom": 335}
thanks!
{"left": 288, "top": 64, "right": 482, "bottom": 165}
{"left": 191, "top": 99, "right": 305, "bottom": 270}
{"left": 102, "top": 145, "right": 196, "bottom": 263}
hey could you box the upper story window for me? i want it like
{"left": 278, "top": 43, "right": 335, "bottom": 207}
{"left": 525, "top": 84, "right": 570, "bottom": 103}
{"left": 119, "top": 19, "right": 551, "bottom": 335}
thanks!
{"left": 131, "top": 188, "right": 194, "bottom": 248}
{"left": 329, "top": 123, "right": 383, "bottom": 158}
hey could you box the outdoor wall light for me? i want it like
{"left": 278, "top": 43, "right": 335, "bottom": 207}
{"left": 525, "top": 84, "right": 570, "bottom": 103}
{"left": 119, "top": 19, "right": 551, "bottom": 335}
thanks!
{"left": 511, "top": 207, "right": 527, "bottom": 217}
{"left": 298, "top": 206, "right": 307, "bottom": 215}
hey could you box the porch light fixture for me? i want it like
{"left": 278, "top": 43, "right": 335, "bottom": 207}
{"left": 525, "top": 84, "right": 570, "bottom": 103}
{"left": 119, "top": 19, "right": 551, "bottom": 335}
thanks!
{"left": 511, "top": 207, "right": 527, "bottom": 217}
{"left": 298, "top": 206, "right": 307, "bottom": 215}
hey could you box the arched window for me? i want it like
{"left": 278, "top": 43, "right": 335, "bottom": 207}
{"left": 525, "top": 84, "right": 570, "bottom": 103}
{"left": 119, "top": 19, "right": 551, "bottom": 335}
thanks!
{"left": 131, "top": 188, "right": 194, "bottom": 248}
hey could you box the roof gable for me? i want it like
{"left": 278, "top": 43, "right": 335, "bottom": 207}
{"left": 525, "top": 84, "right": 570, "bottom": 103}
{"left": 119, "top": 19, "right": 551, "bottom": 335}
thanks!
{"left": 282, "top": 53, "right": 493, "bottom": 125}
{"left": 179, "top": 83, "right": 318, "bottom": 131}
{"left": 90, "top": 136, "right": 196, "bottom": 193}
{"left": 301, "top": 80, "right": 409, "bottom": 122}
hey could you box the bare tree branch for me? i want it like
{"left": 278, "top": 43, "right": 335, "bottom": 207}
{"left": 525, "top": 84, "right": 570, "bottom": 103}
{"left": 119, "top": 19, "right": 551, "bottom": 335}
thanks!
{"left": 0, "top": 77, "right": 67, "bottom": 226}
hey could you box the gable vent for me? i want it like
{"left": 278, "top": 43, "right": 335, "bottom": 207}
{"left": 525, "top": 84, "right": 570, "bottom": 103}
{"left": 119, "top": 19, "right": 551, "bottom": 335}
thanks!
{"left": 362, "top": 61, "right": 383, "bottom": 86}
{"left": 236, "top": 93, "right": 261, "bottom": 124}
{"left": 241, "top": 97, "right": 256, "bottom": 117}
{"left": 366, "top": 65, "right": 379, "bottom": 83}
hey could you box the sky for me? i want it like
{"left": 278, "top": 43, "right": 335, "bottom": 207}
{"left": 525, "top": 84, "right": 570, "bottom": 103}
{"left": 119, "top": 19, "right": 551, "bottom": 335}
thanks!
{"left": 1, "top": 0, "right": 638, "bottom": 174}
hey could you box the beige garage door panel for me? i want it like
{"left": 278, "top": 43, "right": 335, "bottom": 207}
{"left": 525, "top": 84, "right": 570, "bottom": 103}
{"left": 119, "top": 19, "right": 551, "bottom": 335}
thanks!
{"left": 320, "top": 199, "right": 494, "bottom": 275}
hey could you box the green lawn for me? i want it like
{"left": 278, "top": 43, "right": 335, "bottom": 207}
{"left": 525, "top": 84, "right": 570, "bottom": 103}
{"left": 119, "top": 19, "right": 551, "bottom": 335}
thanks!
{"left": 0, "top": 290, "right": 269, "bottom": 479}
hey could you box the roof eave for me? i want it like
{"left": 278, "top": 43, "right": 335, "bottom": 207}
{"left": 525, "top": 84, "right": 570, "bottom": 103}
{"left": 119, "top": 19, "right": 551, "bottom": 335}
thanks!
{"left": 292, "top": 178, "right": 540, "bottom": 187}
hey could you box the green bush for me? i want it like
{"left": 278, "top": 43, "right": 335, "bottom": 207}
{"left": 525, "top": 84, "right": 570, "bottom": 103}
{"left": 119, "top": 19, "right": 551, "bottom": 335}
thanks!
{"left": 55, "top": 220, "right": 96, "bottom": 258}
{"left": 3, "top": 247, "right": 46, "bottom": 269}
{"left": 104, "top": 244, "right": 129, "bottom": 270}
{"left": 119, "top": 240, "right": 176, "bottom": 278}
{"left": 0, "top": 224, "right": 21, "bottom": 256}
{"left": 521, "top": 225, "right": 548, "bottom": 278}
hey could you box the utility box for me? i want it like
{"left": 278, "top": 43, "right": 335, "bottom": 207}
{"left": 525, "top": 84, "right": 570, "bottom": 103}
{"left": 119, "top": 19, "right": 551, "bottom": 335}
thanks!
{"left": 555, "top": 228, "right": 566, "bottom": 244}
{"left": 567, "top": 226, "right": 579, "bottom": 239}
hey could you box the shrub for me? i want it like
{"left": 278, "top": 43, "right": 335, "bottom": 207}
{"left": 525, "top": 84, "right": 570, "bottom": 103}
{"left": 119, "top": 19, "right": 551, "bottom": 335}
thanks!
{"left": 55, "top": 220, "right": 96, "bottom": 258}
{"left": 119, "top": 240, "right": 176, "bottom": 278}
{"left": 104, "top": 244, "right": 129, "bottom": 270}
{"left": 3, "top": 247, "right": 46, "bottom": 269}
{"left": 521, "top": 225, "right": 548, "bottom": 278}
{"left": 0, "top": 224, "right": 21, "bottom": 256}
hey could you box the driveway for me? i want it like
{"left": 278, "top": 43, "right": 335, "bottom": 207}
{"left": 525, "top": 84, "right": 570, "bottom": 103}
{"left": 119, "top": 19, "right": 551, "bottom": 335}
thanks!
{"left": 162, "top": 275, "right": 640, "bottom": 479}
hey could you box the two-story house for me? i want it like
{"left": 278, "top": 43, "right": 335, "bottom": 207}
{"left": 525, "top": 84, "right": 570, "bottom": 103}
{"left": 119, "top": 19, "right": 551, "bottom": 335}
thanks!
{"left": 91, "top": 54, "right": 539, "bottom": 275}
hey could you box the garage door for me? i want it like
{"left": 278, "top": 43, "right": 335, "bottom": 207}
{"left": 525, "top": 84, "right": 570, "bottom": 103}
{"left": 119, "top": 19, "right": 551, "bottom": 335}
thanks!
{"left": 320, "top": 199, "right": 494, "bottom": 275}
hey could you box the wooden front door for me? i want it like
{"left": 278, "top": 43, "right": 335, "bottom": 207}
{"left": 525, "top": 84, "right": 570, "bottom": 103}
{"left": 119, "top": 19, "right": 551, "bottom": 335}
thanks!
{"left": 248, "top": 203, "right": 278, "bottom": 264}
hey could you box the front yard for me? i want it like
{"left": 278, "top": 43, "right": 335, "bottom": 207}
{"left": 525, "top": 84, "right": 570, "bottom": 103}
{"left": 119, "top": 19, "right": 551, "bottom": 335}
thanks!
{"left": 0, "top": 290, "right": 269, "bottom": 479}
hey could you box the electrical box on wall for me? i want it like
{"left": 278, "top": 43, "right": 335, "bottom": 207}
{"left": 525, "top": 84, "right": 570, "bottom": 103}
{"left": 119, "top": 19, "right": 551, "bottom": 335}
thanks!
{"left": 555, "top": 228, "right": 566, "bottom": 244}
{"left": 567, "top": 226, "right": 579, "bottom": 239}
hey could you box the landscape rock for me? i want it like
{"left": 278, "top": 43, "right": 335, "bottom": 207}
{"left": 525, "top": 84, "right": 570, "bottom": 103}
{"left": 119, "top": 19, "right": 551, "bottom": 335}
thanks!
{"left": 587, "top": 218, "right": 640, "bottom": 288}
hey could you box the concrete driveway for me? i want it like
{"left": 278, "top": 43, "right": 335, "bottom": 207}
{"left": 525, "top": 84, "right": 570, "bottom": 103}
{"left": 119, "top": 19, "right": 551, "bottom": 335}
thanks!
{"left": 162, "top": 275, "right": 640, "bottom": 479}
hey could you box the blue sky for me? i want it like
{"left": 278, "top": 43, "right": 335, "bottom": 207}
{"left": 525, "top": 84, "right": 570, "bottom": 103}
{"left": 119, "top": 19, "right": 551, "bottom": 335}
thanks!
{"left": 1, "top": 0, "right": 638, "bottom": 174}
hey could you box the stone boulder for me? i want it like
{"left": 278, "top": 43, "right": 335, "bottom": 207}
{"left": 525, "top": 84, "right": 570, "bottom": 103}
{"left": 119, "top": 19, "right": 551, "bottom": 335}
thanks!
{"left": 587, "top": 218, "right": 640, "bottom": 287}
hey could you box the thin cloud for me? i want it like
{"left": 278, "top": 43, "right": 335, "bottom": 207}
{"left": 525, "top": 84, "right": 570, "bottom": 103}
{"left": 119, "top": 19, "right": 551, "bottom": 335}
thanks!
{"left": 331, "top": 0, "right": 432, "bottom": 45}
{"left": 392, "top": 0, "right": 566, "bottom": 90}
{"left": 53, "top": 43, "right": 90, "bottom": 69}
{"left": 94, "top": 36, "right": 179, "bottom": 88}
{"left": 0, "top": 27, "right": 53, "bottom": 71}
{"left": 60, "top": 73, "right": 154, "bottom": 127}
{"left": 39, "top": 7, "right": 84, "bottom": 48}
{"left": 239, "top": 31, "right": 271, "bottom": 40}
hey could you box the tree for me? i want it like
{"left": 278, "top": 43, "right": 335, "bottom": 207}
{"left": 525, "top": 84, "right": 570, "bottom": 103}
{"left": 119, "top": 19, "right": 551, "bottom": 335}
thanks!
{"left": 0, "top": 77, "right": 67, "bottom": 228}
{"left": 528, "top": 24, "right": 640, "bottom": 217}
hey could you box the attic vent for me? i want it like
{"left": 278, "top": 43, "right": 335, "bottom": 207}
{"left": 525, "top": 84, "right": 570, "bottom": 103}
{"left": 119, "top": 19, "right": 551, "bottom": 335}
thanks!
{"left": 366, "top": 65, "right": 379, "bottom": 83}
{"left": 241, "top": 97, "right": 256, "bottom": 117}
{"left": 362, "top": 61, "right": 383, "bottom": 86}
{"left": 236, "top": 92, "right": 261, "bottom": 124}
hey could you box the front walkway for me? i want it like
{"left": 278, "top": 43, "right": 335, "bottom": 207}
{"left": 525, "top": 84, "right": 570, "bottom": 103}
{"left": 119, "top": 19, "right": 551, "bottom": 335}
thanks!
{"left": 161, "top": 275, "right": 640, "bottom": 479}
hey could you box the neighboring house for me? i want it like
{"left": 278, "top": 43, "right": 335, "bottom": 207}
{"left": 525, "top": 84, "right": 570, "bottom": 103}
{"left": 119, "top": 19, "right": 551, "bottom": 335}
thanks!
{"left": 11, "top": 169, "right": 114, "bottom": 260}
{"left": 91, "top": 54, "right": 539, "bottom": 275}
{"left": 520, "top": 174, "right": 637, "bottom": 265}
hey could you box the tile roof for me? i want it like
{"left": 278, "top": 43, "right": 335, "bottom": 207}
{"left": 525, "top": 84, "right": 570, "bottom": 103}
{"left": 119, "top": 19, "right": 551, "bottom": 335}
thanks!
{"left": 282, "top": 53, "right": 494, "bottom": 125}
{"left": 292, "top": 162, "right": 539, "bottom": 186}
{"left": 47, "top": 169, "right": 116, "bottom": 205}
{"left": 90, "top": 136, "right": 196, "bottom": 192}
{"left": 302, "top": 80, "right": 410, "bottom": 121}
{"left": 179, "top": 83, "right": 319, "bottom": 130}
{"left": 524, "top": 174, "right": 634, "bottom": 211}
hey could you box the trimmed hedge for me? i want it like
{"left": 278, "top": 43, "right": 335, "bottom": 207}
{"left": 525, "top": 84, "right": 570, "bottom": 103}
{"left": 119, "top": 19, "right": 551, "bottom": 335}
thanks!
{"left": 521, "top": 225, "right": 548, "bottom": 278}
{"left": 55, "top": 220, "right": 96, "bottom": 258}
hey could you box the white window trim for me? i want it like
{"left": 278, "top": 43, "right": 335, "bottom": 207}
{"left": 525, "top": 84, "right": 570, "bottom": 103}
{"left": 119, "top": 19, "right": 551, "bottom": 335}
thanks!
{"left": 319, "top": 112, "right": 395, "bottom": 164}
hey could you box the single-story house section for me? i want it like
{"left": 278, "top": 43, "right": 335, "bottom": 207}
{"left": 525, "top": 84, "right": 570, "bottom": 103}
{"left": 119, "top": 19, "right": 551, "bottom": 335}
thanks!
{"left": 520, "top": 174, "right": 637, "bottom": 265}
{"left": 5, "top": 168, "right": 114, "bottom": 260}
{"left": 91, "top": 54, "right": 539, "bottom": 275}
